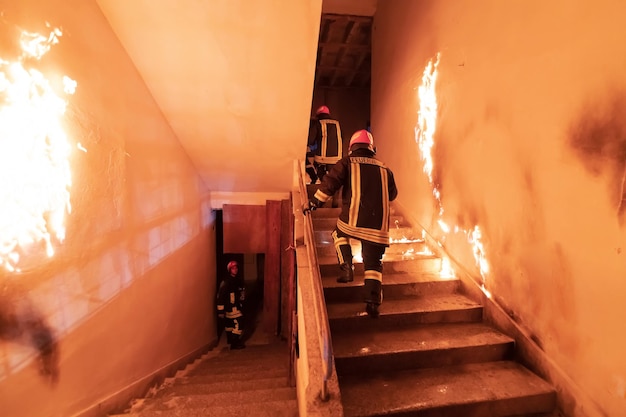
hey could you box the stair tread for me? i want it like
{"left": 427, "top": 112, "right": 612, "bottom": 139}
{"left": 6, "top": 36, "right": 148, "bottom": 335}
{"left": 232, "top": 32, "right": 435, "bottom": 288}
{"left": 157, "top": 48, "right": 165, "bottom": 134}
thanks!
{"left": 308, "top": 204, "right": 556, "bottom": 416}
{"left": 338, "top": 361, "right": 556, "bottom": 417}
{"left": 139, "top": 387, "right": 297, "bottom": 412}
{"left": 189, "top": 360, "right": 288, "bottom": 377}
{"left": 326, "top": 293, "right": 481, "bottom": 320}
{"left": 318, "top": 252, "right": 440, "bottom": 266}
{"left": 315, "top": 228, "right": 423, "bottom": 240}
{"left": 186, "top": 366, "right": 288, "bottom": 381}
{"left": 322, "top": 271, "right": 456, "bottom": 289}
{"left": 332, "top": 322, "right": 514, "bottom": 359}
{"left": 316, "top": 241, "right": 430, "bottom": 258}
{"left": 151, "top": 375, "right": 290, "bottom": 397}
{"left": 119, "top": 399, "right": 298, "bottom": 417}
{"left": 188, "top": 343, "right": 289, "bottom": 375}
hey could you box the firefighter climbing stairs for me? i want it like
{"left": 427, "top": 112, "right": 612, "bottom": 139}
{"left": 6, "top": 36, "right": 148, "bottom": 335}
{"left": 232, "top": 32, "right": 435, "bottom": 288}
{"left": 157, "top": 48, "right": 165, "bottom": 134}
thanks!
{"left": 309, "top": 199, "right": 560, "bottom": 417}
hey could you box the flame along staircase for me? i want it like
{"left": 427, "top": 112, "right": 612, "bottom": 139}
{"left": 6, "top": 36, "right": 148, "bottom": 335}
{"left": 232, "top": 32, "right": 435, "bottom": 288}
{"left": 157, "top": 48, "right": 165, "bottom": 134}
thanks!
{"left": 310, "top": 185, "right": 560, "bottom": 417}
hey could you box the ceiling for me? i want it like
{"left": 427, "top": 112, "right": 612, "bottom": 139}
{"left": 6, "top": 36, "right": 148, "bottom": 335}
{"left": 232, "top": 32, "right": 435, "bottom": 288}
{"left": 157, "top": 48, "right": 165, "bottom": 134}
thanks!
{"left": 315, "top": 14, "right": 373, "bottom": 89}
{"left": 96, "top": 1, "right": 375, "bottom": 203}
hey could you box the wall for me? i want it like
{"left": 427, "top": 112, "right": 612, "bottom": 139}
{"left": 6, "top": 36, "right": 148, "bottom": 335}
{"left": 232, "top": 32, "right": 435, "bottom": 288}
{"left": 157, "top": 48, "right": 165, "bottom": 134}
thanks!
{"left": 372, "top": 1, "right": 626, "bottom": 416}
{"left": 0, "top": 1, "right": 216, "bottom": 416}
{"left": 97, "top": 0, "right": 323, "bottom": 199}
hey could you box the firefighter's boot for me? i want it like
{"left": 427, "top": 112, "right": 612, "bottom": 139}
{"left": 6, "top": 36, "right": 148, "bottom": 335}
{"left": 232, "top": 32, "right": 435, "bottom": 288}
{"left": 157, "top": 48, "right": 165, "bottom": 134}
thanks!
{"left": 230, "top": 334, "right": 246, "bottom": 350}
{"left": 364, "top": 278, "right": 382, "bottom": 318}
{"left": 337, "top": 263, "right": 354, "bottom": 283}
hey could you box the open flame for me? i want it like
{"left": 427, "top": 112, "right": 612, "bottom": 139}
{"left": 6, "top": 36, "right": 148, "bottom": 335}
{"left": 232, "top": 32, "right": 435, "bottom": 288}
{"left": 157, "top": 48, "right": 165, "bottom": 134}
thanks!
{"left": 416, "top": 53, "right": 442, "bottom": 215}
{"left": 415, "top": 53, "right": 490, "bottom": 288}
{"left": 0, "top": 27, "right": 75, "bottom": 272}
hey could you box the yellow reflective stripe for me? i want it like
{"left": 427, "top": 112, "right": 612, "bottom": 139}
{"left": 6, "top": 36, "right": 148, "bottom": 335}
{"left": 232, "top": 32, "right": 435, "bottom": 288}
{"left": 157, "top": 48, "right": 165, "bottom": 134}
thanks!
{"left": 337, "top": 219, "right": 389, "bottom": 245}
{"left": 350, "top": 157, "right": 384, "bottom": 167}
{"left": 321, "top": 121, "right": 328, "bottom": 157}
{"left": 334, "top": 244, "right": 349, "bottom": 263}
{"left": 318, "top": 119, "right": 342, "bottom": 160}
{"left": 380, "top": 168, "right": 389, "bottom": 232}
{"left": 217, "top": 305, "right": 224, "bottom": 311}
{"left": 334, "top": 237, "right": 349, "bottom": 246}
{"left": 350, "top": 162, "right": 360, "bottom": 226}
{"left": 314, "top": 189, "right": 331, "bottom": 202}
{"left": 335, "top": 121, "right": 342, "bottom": 158}
{"left": 331, "top": 230, "right": 349, "bottom": 264}
{"left": 364, "top": 270, "right": 383, "bottom": 282}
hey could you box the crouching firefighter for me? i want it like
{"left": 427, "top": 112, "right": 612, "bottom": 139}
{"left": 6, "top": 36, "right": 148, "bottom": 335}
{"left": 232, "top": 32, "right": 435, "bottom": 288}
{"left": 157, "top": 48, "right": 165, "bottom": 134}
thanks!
{"left": 303, "top": 130, "right": 398, "bottom": 317}
{"left": 217, "top": 261, "right": 246, "bottom": 349}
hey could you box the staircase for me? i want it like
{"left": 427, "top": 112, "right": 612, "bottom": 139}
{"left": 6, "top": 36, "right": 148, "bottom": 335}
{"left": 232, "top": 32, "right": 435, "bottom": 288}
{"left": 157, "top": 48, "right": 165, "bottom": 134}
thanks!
{"left": 310, "top": 202, "right": 559, "bottom": 417}
{"left": 109, "top": 338, "right": 297, "bottom": 417}
{"left": 109, "top": 279, "right": 298, "bottom": 417}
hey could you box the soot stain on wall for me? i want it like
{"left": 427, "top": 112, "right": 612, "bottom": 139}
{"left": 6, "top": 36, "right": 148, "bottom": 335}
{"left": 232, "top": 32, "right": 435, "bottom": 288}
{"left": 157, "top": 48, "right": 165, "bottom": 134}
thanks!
{"left": 568, "top": 93, "right": 626, "bottom": 225}
{"left": 0, "top": 283, "right": 59, "bottom": 384}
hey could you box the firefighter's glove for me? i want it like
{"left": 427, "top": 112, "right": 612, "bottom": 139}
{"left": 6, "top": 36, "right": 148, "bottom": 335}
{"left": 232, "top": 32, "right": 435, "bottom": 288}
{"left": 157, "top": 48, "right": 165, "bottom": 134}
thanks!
{"left": 303, "top": 199, "right": 320, "bottom": 215}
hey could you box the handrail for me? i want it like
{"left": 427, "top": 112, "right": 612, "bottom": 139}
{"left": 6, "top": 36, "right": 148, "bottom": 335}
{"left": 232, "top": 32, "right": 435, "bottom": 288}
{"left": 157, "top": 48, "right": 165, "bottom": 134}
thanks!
{"left": 297, "top": 160, "right": 334, "bottom": 401}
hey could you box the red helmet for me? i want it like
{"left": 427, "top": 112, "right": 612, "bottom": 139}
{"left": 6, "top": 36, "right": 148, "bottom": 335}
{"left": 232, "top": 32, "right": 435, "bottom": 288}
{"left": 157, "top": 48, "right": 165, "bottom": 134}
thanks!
{"left": 349, "top": 130, "right": 374, "bottom": 152}
{"left": 316, "top": 105, "right": 330, "bottom": 115}
{"left": 227, "top": 261, "right": 238, "bottom": 273}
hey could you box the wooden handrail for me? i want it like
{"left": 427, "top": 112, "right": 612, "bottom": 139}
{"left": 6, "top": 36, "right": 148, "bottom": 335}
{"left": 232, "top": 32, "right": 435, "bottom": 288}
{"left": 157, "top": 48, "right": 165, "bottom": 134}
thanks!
{"left": 296, "top": 160, "right": 334, "bottom": 400}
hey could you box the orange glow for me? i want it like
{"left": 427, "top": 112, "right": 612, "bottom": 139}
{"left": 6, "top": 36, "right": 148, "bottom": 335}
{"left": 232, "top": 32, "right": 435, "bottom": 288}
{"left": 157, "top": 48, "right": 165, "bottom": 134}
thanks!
{"left": 468, "top": 225, "right": 489, "bottom": 277}
{"left": 0, "top": 28, "right": 75, "bottom": 272}
{"left": 439, "top": 257, "right": 455, "bottom": 278}
{"left": 416, "top": 54, "right": 490, "bottom": 282}
{"left": 416, "top": 52, "right": 442, "bottom": 215}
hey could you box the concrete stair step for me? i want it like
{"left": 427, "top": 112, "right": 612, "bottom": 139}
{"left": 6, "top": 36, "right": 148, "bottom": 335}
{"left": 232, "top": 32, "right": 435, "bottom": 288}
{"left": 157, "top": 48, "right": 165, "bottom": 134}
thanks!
{"left": 310, "top": 202, "right": 557, "bottom": 416}
{"left": 185, "top": 366, "right": 288, "bottom": 382}
{"left": 322, "top": 272, "right": 461, "bottom": 303}
{"left": 332, "top": 322, "right": 514, "bottom": 375}
{"left": 314, "top": 226, "right": 425, "bottom": 243}
{"left": 116, "top": 399, "right": 298, "bottom": 417}
{"left": 318, "top": 253, "right": 442, "bottom": 276}
{"left": 327, "top": 293, "right": 483, "bottom": 332}
{"left": 188, "top": 360, "right": 287, "bottom": 378}
{"left": 135, "top": 387, "right": 296, "bottom": 412}
{"left": 192, "top": 345, "right": 287, "bottom": 362}
{"left": 316, "top": 238, "right": 430, "bottom": 258}
{"left": 112, "top": 341, "right": 297, "bottom": 417}
{"left": 187, "top": 343, "right": 288, "bottom": 376}
{"left": 146, "top": 376, "right": 290, "bottom": 398}
{"left": 338, "top": 361, "right": 556, "bottom": 417}
{"left": 312, "top": 214, "right": 407, "bottom": 231}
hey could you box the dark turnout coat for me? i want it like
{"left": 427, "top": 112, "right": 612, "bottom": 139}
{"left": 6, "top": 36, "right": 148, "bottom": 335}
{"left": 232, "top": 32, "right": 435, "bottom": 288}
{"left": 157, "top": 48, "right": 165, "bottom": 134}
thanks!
{"left": 313, "top": 147, "right": 398, "bottom": 246}
{"left": 216, "top": 275, "right": 245, "bottom": 322}
{"left": 308, "top": 113, "right": 343, "bottom": 165}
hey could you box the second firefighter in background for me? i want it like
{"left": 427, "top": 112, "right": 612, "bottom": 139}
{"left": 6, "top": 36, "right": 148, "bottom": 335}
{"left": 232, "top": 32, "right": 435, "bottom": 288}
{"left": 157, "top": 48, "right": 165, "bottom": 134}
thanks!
{"left": 305, "top": 129, "right": 398, "bottom": 318}
{"left": 306, "top": 105, "right": 344, "bottom": 183}
{"left": 216, "top": 261, "right": 246, "bottom": 349}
